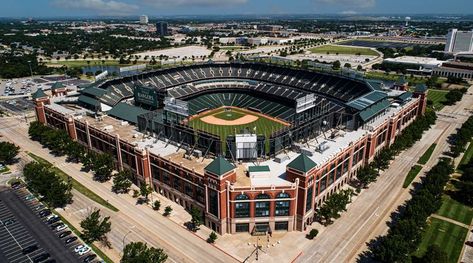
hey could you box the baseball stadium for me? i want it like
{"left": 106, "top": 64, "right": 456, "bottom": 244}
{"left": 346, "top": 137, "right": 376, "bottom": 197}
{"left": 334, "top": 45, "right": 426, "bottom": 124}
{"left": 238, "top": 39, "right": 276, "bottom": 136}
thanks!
{"left": 34, "top": 62, "right": 427, "bottom": 234}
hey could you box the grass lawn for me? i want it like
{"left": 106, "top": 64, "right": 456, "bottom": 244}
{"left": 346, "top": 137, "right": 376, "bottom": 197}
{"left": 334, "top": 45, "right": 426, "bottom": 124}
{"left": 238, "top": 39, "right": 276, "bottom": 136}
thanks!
{"left": 427, "top": 89, "right": 448, "bottom": 110}
{"left": 417, "top": 143, "right": 437, "bottom": 165}
{"left": 459, "top": 142, "right": 473, "bottom": 167}
{"left": 0, "top": 166, "right": 10, "bottom": 174}
{"left": 28, "top": 153, "right": 119, "bottom": 212}
{"left": 309, "top": 45, "right": 379, "bottom": 56}
{"left": 47, "top": 60, "right": 131, "bottom": 68}
{"left": 213, "top": 109, "right": 246, "bottom": 121}
{"left": 436, "top": 194, "right": 473, "bottom": 225}
{"left": 403, "top": 165, "right": 423, "bottom": 188}
{"left": 413, "top": 217, "right": 468, "bottom": 263}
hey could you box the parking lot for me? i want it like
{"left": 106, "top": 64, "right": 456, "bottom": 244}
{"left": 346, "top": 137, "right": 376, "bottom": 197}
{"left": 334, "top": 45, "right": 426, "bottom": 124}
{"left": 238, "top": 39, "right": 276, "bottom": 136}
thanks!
{"left": 0, "top": 185, "right": 98, "bottom": 263}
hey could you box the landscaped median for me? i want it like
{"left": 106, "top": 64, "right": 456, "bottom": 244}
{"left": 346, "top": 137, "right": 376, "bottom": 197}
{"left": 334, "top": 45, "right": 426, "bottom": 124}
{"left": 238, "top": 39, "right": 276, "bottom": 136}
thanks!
{"left": 402, "top": 165, "right": 422, "bottom": 188}
{"left": 417, "top": 143, "right": 437, "bottom": 165}
{"left": 27, "top": 152, "right": 119, "bottom": 212}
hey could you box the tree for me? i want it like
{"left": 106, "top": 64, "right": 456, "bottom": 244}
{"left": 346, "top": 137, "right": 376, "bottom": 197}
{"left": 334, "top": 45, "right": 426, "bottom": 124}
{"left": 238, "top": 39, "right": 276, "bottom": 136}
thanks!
{"left": 92, "top": 153, "right": 114, "bottom": 182}
{"left": 80, "top": 209, "right": 111, "bottom": 245}
{"left": 121, "top": 242, "right": 167, "bottom": 263}
{"left": 65, "top": 141, "right": 85, "bottom": 162}
{"left": 356, "top": 165, "right": 378, "bottom": 188}
{"left": 189, "top": 207, "right": 202, "bottom": 231}
{"left": 0, "top": 141, "right": 19, "bottom": 164}
{"left": 332, "top": 60, "right": 341, "bottom": 70}
{"left": 139, "top": 183, "right": 153, "bottom": 202}
{"left": 112, "top": 169, "right": 133, "bottom": 194}
{"left": 207, "top": 232, "right": 217, "bottom": 243}
{"left": 418, "top": 244, "right": 448, "bottom": 263}
{"left": 343, "top": 63, "right": 351, "bottom": 68}
{"left": 455, "top": 181, "right": 473, "bottom": 206}
{"left": 306, "top": 229, "right": 318, "bottom": 240}
{"left": 357, "top": 65, "right": 363, "bottom": 71}
{"left": 153, "top": 200, "right": 161, "bottom": 211}
{"left": 164, "top": 206, "right": 172, "bottom": 216}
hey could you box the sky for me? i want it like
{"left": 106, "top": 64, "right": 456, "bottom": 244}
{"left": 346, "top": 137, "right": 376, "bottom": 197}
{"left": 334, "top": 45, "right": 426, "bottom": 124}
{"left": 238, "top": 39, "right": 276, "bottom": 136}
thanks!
{"left": 0, "top": 0, "right": 472, "bottom": 18}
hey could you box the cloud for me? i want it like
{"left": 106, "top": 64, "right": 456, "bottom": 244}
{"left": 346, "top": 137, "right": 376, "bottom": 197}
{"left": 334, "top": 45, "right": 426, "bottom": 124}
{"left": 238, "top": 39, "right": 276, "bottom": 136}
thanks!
{"left": 340, "top": 10, "right": 358, "bottom": 15}
{"left": 314, "top": 0, "right": 376, "bottom": 9}
{"left": 142, "top": 0, "right": 248, "bottom": 8}
{"left": 53, "top": 0, "right": 139, "bottom": 15}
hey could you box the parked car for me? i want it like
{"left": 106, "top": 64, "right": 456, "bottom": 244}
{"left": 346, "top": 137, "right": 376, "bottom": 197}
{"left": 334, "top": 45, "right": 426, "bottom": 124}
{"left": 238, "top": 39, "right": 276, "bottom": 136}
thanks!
{"left": 74, "top": 244, "right": 87, "bottom": 253}
{"left": 22, "top": 244, "right": 38, "bottom": 254}
{"left": 50, "top": 222, "right": 63, "bottom": 229}
{"left": 83, "top": 254, "right": 97, "bottom": 263}
{"left": 56, "top": 224, "right": 67, "bottom": 232}
{"left": 25, "top": 194, "right": 35, "bottom": 201}
{"left": 39, "top": 210, "right": 51, "bottom": 217}
{"left": 32, "top": 253, "right": 50, "bottom": 263}
{"left": 2, "top": 219, "right": 15, "bottom": 226}
{"left": 78, "top": 246, "right": 91, "bottom": 256}
{"left": 46, "top": 214, "right": 58, "bottom": 221}
{"left": 11, "top": 182, "right": 22, "bottom": 189}
{"left": 35, "top": 204, "right": 45, "bottom": 211}
{"left": 65, "top": 236, "right": 78, "bottom": 244}
{"left": 47, "top": 217, "right": 60, "bottom": 225}
{"left": 58, "top": 230, "right": 72, "bottom": 238}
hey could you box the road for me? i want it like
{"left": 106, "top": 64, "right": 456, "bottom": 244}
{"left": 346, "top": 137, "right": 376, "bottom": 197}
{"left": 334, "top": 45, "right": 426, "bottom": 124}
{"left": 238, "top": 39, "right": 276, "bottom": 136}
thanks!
{"left": 0, "top": 117, "right": 239, "bottom": 263}
{"left": 297, "top": 86, "right": 473, "bottom": 263}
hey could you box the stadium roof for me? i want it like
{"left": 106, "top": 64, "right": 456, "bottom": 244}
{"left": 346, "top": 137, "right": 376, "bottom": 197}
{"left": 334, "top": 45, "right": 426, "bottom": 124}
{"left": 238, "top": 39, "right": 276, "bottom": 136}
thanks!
{"left": 107, "top": 102, "right": 149, "bottom": 124}
{"left": 415, "top": 84, "right": 428, "bottom": 93}
{"left": 248, "top": 166, "right": 270, "bottom": 173}
{"left": 82, "top": 86, "right": 107, "bottom": 98}
{"left": 32, "top": 88, "right": 47, "bottom": 99}
{"left": 205, "top": 156, "right": 235, "bottom": 176}
{"left": 397, "top": 92, "right": 413, "bottom": 102}
{"left": 51, "top": 82, "right": 65, "bottom": 90}
{"left": 346, "top": 91, "right": 388, "bottom": 111}
{"left": 78, "top": 95, "right": 100, "bottom": 108}
{"left": 287, "top": 153, "right": 316, "bottom": 173}
{"left": 359, "top": 99, "right": 391, "bottom": 122}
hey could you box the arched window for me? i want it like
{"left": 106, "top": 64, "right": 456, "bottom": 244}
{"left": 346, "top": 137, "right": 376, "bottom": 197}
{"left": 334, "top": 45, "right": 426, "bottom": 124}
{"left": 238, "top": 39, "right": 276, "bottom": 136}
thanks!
{"left": 235, "top": 194, "right": 250, "bottom": 218}
{"left": 275, "top": 192, "right": 290, "bottom": 216}
{"left": 255, "top": 194, "right": 270, "bottom": 217}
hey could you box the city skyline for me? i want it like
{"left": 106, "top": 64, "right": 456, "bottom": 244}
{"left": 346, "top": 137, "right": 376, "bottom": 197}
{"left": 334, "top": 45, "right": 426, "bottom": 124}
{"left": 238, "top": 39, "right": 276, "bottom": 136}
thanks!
{"left": 1, "top": 0, "right": 472, "bottom": 18}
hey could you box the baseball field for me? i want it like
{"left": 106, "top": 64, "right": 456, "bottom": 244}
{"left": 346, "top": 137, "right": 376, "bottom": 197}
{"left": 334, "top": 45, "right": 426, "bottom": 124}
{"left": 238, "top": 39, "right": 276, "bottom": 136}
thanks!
{"left": 187, "top": 107, "right": 288, "bottom": 146}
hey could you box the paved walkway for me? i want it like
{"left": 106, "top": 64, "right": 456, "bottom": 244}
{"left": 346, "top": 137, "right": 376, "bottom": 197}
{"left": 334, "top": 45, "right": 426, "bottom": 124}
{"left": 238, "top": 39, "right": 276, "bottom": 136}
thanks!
{"left": 430, "top": 214, "right": 470, "bottom": 229}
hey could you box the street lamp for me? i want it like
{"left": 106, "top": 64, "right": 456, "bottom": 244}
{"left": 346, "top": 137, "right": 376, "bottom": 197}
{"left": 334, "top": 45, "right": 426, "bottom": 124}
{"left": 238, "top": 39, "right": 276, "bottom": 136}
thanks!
{"left": 121, "top": 230, "right": 133, "bottom": 255}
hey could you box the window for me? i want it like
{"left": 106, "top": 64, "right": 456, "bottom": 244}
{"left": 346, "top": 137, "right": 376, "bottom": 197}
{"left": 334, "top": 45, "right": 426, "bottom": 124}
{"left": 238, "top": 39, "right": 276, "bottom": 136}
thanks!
{"left": 235, "top": 194, "right": 250, "bottom": 218}
{"left": 306, "top": 187, "right": 313, "bottom": 212}
{"left": 236, "top": 223, "right": 249, "bottom": 233}
{"left": 275, "top": 221, "right": 288, "bottom": 231}
{"left": 255, "top": 194, "right": 270, "bottom": 217}
{"left": 320, "top": 175, "right": 327, "bottom": 192}
{"left": 275, "top": 192, "right": 290, "bottom": 216}
{"left": 208, "top": 190, "right": 218, "bottom": 217}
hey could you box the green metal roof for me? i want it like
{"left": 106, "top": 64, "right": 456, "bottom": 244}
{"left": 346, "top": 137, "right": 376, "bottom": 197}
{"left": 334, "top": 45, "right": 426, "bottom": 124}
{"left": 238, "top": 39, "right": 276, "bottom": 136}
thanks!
{"left": 359, "top": 99, "right": 391, "bottom": 122}
{"left": 415, "top": 84, "right": 428, "bottom": 93}
{"left": 51, "top": 82, "right": 65, "bottom": 90}
{"left": 81, "top": 86, "right": 107, "bottom": 98}
{"left": 395, "top": 76, "right": 408, "bottom": 85}
{"left": 248, "top": 166, "right": 270, "bottom": 173}
{"left": 287, "top": 153, "right": 317, "bottom": 173}
{"left": 32, "top": 88, "right": 47, "bottom": 99}
{"left": 78, "top": 95, "right": 100, "bottom": 108}
{"left": 346, "top": 91, "right": 388, "bottom": 111}
{"left": 106, "top": 102, "right": 150, "bottom": 124}
{"left": 397, "top": 92, "right": 413, "bottom": 102}
{"left": 205, "top": 156, "right": 235, "bottom": 176}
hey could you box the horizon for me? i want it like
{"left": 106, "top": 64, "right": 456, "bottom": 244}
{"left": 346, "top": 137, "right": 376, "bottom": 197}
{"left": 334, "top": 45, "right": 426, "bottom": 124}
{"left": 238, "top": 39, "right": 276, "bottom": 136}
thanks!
{"left": 1, "top": 0, "right": 472, "bottom": 18}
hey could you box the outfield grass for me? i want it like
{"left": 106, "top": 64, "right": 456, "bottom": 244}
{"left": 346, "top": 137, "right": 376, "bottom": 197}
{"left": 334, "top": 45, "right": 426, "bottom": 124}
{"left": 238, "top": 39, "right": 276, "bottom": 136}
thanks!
{"left": 437, "top": 194, "right": 473, "bottom": 225}
{"left": 413, "top": 218, "right": 468, "bottom": 263}
{"left": 189, "top": 108, "right": 286, "bottom": 151}
{"left": 309, "top": 45, "right": 379, "bottom": 56}
{"left": 213, "top": 110, "right": 246, "bottom": 121}
{"left": 459, "top": 142, "right": 473, "bottom": 167}
{"left": 418, "top": 144, "right": 437, "bottom": 165}
{"left": 27, "top": 153, "right": 119, "bottom": 212}
{"left": 402, "top": 165, "right": 423, "bottom": 188}
{"left": 427, "top": 89, "right": 448, "bottom": 110}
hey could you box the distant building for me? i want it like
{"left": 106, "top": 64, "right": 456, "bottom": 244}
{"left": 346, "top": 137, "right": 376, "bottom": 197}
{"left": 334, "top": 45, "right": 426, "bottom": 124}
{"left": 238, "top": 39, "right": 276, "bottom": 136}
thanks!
{"left": 156, "top": 21, "right": 168, "bottom": 37}
{"left": 445, "top": 29, "right": 473, "bottom": 53}
{"left": 433, "top": 61, "right": 473, "bottom": 80}
{"left": 383, "top": 56, "right": 444, "bottom": 75}
{"left": 139, "top": 15, "right": 148, "bottom": 24}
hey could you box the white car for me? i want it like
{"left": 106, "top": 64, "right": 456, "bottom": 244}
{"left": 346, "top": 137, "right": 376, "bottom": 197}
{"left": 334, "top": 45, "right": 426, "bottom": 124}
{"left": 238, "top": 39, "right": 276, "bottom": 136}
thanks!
{"left": 78, "top": 246, "right": 91, "bottom": 256}
{"left": 56, "top": 225, "right": 67, "bottom": 232}
{"left": 74, "top": 244, "right": 87, "bottom": 253}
